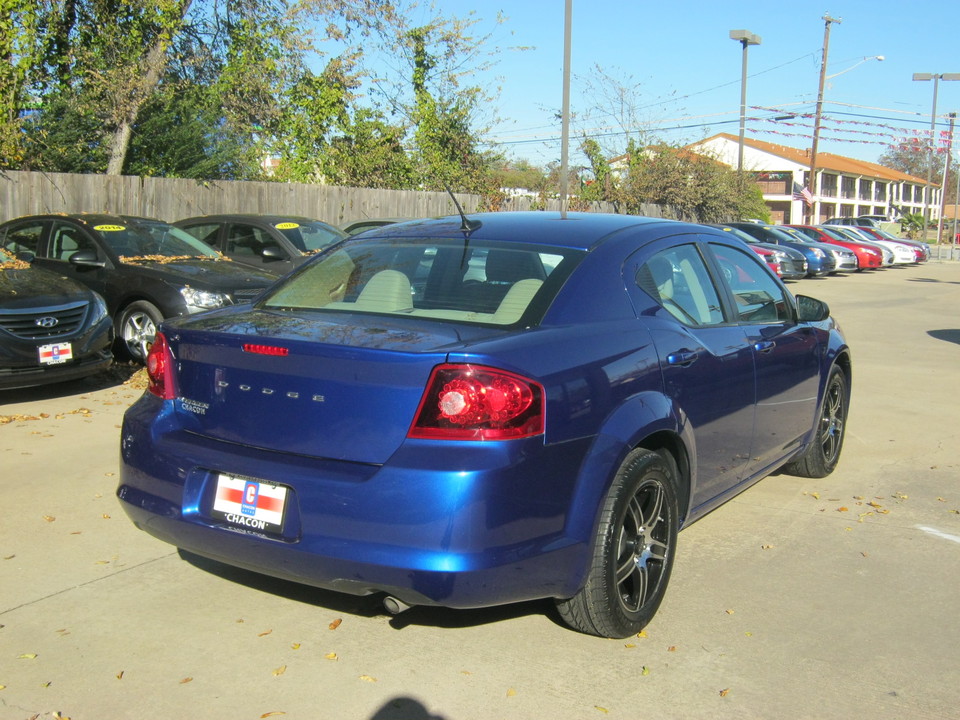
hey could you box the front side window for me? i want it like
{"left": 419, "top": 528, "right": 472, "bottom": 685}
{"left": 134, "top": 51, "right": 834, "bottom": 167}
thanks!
{"left": 636, "top": 244, "right": 724, "bottom": 326}
{"left": 261, "top": 238, "right": 578, "bottom": 326}
{"left": 710, "top": 244, "right": 790, "bottom": 324}
{"left": 50, "top": 222, "right": 98, "bottom": 260}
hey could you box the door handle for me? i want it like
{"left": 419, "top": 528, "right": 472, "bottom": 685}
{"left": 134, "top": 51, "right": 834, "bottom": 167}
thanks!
{"left": 667, "top": 350, "right": 699, "bottom": 367}
{"left": 754, "top": 341, "right": 776, "bottom": 354}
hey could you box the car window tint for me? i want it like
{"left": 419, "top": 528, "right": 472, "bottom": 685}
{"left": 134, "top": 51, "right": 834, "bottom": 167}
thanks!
{"left": 262, "top": 239, "right": 578, "bottom": 326}
{"left": 636, "top": 245, "right": 724, "bottom": 326}
{"left": 50, "top": 223, "right": 98, "bottom": 260}
{"left": 277, "top": 222, "right": 345, "bottom": 253}
{"left": 180, "top": 223, "right": 221, "bottom": 249}
{"left": 710, "top": 244, "right": 790, "bottom": 324}
{"left": 227, "top": 224, "right": 284, "bottom": 258}
{"left": 1, "top": 222, "right": 44, "bottom": 255}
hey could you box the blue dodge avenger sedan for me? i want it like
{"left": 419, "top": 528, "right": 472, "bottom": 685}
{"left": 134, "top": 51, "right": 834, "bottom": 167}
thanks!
{"left": 118, "top": 212, "right": 850, "bottom": 638}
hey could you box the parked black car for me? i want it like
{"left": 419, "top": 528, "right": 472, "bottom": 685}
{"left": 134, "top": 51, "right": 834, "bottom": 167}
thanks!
{"left": 0, "top": 214, "right": 279, "bottom": 362}
{"left": 175, "top": 214, "right": 346, "bottom": 275}
{"left": 0, "top": 248, "right": 113, "bottom": 389}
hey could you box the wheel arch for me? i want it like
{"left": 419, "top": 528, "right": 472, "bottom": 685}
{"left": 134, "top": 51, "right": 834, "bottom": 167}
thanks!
{"left": 558, "top": 392, "right": 694, "bottom": 597}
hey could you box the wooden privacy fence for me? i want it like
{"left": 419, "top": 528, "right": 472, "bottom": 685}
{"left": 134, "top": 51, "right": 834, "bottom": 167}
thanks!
{"left": 0, "top": 170, "right": 657, "bottom": 225}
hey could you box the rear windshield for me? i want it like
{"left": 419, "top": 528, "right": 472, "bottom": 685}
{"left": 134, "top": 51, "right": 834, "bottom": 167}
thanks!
{"left": 260, "top": 238, "right": 581, "bottom": 326}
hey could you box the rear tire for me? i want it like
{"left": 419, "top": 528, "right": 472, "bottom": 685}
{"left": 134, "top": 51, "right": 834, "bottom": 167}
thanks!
{"left": 557, "top": 448, "right": 679, "bottom": 638}
{"left": 784, "top": 365, "right": 848, "bottom": 478}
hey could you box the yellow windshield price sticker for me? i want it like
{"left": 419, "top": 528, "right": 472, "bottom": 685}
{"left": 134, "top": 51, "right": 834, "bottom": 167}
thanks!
{"left": 94, "top": 224, "right": 126, "bottom": 232}
{"left": 274, "top": 222, "right": 300, "bottom": 230}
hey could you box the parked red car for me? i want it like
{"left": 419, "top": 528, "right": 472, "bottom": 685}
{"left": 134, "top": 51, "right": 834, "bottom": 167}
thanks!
{"left": 786, "top": 225, "right": 883, "bottom": 270}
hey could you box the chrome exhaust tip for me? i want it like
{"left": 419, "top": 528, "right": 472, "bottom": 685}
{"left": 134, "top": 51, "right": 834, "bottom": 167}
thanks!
{"left": 382, "top": 595, "right": 413, "bottom": 615}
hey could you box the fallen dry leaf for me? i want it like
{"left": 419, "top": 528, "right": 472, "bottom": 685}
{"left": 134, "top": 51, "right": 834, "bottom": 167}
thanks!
{"left": 272, "top": 665, "right": 286, "bottom": 677}
{"left": 291, "top": 643, "right": 301, "bottom": 650}
{"left": 179, "top": 677, "right": 193, "bottom": 684}
{"left": 761, "top": 544, "right": 773, "bottom": 550}
{"left": 43, "top": 515, "right": 56, "bottom": 522}
{"left": 261, "top": 713, "right": 286, "bottom": 718}
{"left": 506, "top": 688, "right": 517, "bottom": 697}
{"left": 668, "top": 645, "right": 677, "bottom": 652}
{"left": 18, "top": 653, "right": 38, "bottom": 659}
{"left": 837, "top": 506, "right": 849, "bottom": 512}
{"left": 623, "top": 643, "right": 636, "bottom": 649}
{"left": 595, "top": 707, "right": 609, "bottom": 714}
{"left": 324, "top": 652, "right": 338, "bottom": 661}
{"left": 329, "top": 618, "right": 342, "bottom": 630}
{"left": 258, "top": 629, "right": 273, "bottom": 637}
{"left": 636, "top": 630, "right": 647, "bottom": 638}
{"left": 725, "top": 609, "right": 735, "bottom": 615}
{"left": 116, "top": 671, "right": 124, "bottom": 680}
{"left": 359, "top": 675, "right": 377, "bottom": 683}
{"left": 641, "top": 666, "right": 651, "bottom": 676}
{"left": 719, "top": 688, "right": 731, "bottom": 697}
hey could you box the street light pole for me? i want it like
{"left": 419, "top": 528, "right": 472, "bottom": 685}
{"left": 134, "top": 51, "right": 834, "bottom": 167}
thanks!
{"left": 939, "top": 112, "right": 956, "bottom": 246}
{"left": 559, "top": 0, "right": 572, "bottom": 216}
{"left": 912, "top": 73, "right": 960, "bottom": 242}
{"left": 808, "top": 13, "right": 841, "bottom": 225}
{"left": 729, "top": 29, "right": 761, "bottom": 173}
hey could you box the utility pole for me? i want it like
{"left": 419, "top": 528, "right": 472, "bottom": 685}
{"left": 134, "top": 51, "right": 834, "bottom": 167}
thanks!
{"left": 808, "top": 13, "right": 841, "bottom": 224}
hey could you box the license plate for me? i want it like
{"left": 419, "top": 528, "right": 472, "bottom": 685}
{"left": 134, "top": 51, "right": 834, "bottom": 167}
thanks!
{"left": 211, "top": 474, "right": 287, "bottom": 533}
{"left": 39, "top": 343, "right": 73, "bottom": 365}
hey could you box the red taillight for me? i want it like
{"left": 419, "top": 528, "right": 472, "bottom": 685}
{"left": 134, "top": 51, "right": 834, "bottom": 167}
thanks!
{"left": 146, "top": 332, "right": 177, "bottom": 399}
{"left": 408, "top": 364, "right": 545, "bottom": 441}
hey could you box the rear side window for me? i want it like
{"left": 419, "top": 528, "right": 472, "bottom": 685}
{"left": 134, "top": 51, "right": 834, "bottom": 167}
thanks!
{"left": 262, "top": 239, "right": 577, "bottom": 326}
{"left": 1, "top": 222, "right": 44, "bottom": 255}
{"left": 636, "top": 244, "right": 725, "bottom": 326}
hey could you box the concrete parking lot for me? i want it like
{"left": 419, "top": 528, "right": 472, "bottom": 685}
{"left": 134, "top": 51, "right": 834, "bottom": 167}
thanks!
{"left": 2, "top": 259, "right": 959, "bottom": 720}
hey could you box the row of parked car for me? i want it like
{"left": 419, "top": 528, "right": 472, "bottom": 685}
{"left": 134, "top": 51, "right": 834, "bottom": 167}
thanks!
{"left": 0, "top": 211, "right": 922, "bottom": 392}
{"left": 721, "top": 220, "right": 930, "bottom": 280}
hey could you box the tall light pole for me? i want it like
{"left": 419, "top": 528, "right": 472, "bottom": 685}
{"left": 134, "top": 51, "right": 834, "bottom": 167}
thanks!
{"left": 808, "top": 13, "right": 841, "bottom": 224}
{"left": 559, "top": 0, "right": 572, "bottom": 216}
{"left": 912, "top": 73, "right": 960, "bottom": 242}
{"left": 939, "top": 112, "right": 956, "bottom": 245}
{"left": 729, "top": 29, "right": 761, "bottom": 173}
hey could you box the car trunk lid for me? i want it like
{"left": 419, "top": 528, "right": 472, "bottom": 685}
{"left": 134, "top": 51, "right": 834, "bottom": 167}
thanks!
{"left": 165, "top": 309, "right": 473, "bottom": 464}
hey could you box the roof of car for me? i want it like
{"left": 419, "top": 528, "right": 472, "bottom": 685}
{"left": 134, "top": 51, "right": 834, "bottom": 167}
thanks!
{"left": 174, "top": 214, "right": 325, "bottom": 225}
{"left": 367, "top": 211, "right": 683, "bottom": 250}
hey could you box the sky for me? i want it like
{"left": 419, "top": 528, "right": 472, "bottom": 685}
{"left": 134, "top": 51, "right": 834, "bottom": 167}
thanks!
{"left": 410, "top": 0, "right": 960, "bottom": 170}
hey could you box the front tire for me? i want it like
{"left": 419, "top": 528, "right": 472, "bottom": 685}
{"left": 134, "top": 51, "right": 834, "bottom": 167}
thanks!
{"left": 118, "top": 300, "right": 163, "bottom": 363}
{"left": 784, "top": 365, "right": 848, "bottom": 478}
{"left": 557, "top": 448, "right": 680, "bottom": 638}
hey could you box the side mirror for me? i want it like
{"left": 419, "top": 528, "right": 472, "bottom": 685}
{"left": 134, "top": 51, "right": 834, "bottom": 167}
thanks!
{"left": 68, "top": 249, "right": 106, "bottom": 268}
{"left": 796, "top": 294, "right": 830, "bottom": 322}
{"left": 261, "top": 246, "right": 287, "bottom": 262}
{"left": 15, "top": 250, "right": 36, "bottom": 263}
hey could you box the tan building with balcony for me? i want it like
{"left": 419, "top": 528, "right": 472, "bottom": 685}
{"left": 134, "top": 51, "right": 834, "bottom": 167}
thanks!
{"left": 687, "top": 133, "right": 939, "bottom": 225}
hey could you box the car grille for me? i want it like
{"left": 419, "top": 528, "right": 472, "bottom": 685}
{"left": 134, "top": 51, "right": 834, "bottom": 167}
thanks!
{"left": 231, "top": 288, "right": 265, "bottom": 304}
{"left": 0, "top": 300, "right": 89, "bottom": 340}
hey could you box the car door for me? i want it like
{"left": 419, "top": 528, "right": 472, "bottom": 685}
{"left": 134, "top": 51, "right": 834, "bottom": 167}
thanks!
{"left": 34, "top": 221, "right": 115, "bottom": 308}
{"left": 224, "top": 222, "right": 297, "bottom": 273}
{"left": 630, "top": 238, "right": 757, "bottom": 511}
{"left": 707, "top": 242, "right": 821, "bottom": 479}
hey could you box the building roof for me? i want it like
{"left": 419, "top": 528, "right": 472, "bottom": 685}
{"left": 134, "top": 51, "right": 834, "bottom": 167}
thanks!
{"left": 693, "top": 133, "right": 932, "bottom": 185}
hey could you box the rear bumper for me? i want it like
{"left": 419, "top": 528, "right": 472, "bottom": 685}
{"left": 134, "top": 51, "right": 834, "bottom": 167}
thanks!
{"left": 117, "top": 395, "right": 592, "bottom": 609}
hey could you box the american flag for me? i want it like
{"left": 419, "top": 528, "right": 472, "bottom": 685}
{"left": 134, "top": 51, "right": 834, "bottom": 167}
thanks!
{"left": 792, "top": 182, "right": 814, "bottom": 206}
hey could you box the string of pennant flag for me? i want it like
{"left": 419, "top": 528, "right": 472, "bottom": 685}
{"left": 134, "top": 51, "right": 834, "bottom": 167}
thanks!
{"left": 746, "top": 106, "right": 954, "bottom": 151}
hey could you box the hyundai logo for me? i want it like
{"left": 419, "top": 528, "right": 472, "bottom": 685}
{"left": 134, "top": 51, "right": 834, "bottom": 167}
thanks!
{"left": 35, "top": 316, "right": 59, "bottom": 328}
